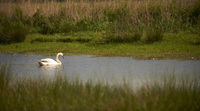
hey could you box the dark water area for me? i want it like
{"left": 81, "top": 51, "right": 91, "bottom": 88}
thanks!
{"left": 0, "top": 53, "right": 200, "bottom": 88}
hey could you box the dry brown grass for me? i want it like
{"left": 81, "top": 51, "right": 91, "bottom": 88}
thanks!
{"left": 0, "top": 0, "right": 198, "bottom": 22}
{"left": 0, "top": 0, "right": 123, "bottom": 20}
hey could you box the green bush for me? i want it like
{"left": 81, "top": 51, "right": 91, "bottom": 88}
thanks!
{"left": 39, "top": 20, "right": 58, "bottom": 34}
{"left": 187, "top": 0, "right": 200, "bottom": 24}
{"left": 0, "top": 17, "right": 29, "bottom": 44}
{"left": 104, "top": 7, "right": 130, "bottom": 22}
{"left": 60, "top": 18, "right": 108, "bottom": 33}
{"left": 11, "top": 7, "right": 24, "bottom": 22}
{"left": 33, "top": 11, "right": 108, "bottom": 34}
{"left": 75, "top": 18, "right": 93, "bottom": 32}
{"left": 32, "top": 9, "right": 46, "bottom": 27}
{"left": 103, "top": 21, "right": 142, "bottom": 43}
{"left": 60, "top": 20, "right": 76, "bottom": 33}
{"left": 141, "top": 27, "right": 164, "bottom": 43}
{"left": 75, "top": 18, "right": 107, "bottom": 32}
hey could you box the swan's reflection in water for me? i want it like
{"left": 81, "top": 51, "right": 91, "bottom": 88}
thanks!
{"left": 38, "top": 65, "right": 64, "bottom": 81}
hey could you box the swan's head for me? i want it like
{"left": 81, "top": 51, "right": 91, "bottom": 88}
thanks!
{"left": 57, "top": 53, "right": 64, "bottom": 59}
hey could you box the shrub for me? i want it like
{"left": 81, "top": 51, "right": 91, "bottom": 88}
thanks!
{"left": 32, "top": 9, "right": 46, "bottom": 27}
{"left": 0, "top": 17, "right": 29, "bottom": 44}
{"left": 38, "top": 15, "right": 62, "bottom": 34}
{"left": 60, "top": 20, "right": 76, "bottom": 33}
{"left": 187, "top": 0, "right": 200, "bottom": 24}
{"left": 60, "top": 18, "right": 108, "bottom": 33}
{"left": 141, "top": 27, "right": 163, "bottom": 43}
{"left": 75, "top": 18, "right": 92, "bottom": 32}
{"left": 104, "top": 7, "right": 130, "bottom": 22}
{"left": 103, "top": 21, "right": 142, "bottom": 43}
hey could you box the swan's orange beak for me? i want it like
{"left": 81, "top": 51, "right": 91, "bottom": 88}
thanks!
{"left": 62, "top": 56, "right": 64, "bottom": 59}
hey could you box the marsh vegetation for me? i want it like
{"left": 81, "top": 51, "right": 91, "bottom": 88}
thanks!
{"left": 0, "top": 64, "right": 200, "bottom": 111}
{"left": 0, "top": 0, "right": 200, "bottom": 43}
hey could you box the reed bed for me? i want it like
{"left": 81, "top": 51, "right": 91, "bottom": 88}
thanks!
{"left": 0, "top": 0, "right": 199, "bottom": 21}
{"left": 0, "top": 64, "right": 200, "bottom": 111}
{"left": 0, "top": 0, "right": 200, "bottom": 43}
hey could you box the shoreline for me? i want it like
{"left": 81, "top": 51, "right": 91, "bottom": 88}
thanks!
{"left": 1, "top": 52, "right": 200, "bottom": 60}
{"left": 0, "top": 32, "right": 200, "bottom": 60}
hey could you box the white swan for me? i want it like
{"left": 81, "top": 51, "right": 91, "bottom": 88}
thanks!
{"left": 38, "top": 53, "right": 64, "bottom": 66}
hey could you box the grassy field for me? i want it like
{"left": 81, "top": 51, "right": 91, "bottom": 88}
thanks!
{"left": 0, "top": 32, "right": 200, "bottom": 59}
{"left": 0, "top": 64, "right": 200, "bottom": 111}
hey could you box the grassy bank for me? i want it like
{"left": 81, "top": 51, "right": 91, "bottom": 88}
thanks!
{"left": 0, "top": 64, "right": 200, "bottom": 111}
{"left": 0, "top": 32, "right": 200, "bottom": 59}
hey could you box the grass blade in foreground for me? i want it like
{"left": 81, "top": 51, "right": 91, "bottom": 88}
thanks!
{"left": 0, "top": 64, "right": 200, "bottom": 111}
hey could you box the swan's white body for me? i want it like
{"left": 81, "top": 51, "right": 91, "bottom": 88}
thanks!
{"left": 38, "top": 53, "right": 64, "bottom": 66}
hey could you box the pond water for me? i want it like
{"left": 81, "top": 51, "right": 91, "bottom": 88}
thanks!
{"left": 0, "top": 53, "right": 200, "bottom": 88}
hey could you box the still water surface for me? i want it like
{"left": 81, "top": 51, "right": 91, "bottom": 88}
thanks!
{"left": 0, "top": 53, "right": 200, "bottom": 87}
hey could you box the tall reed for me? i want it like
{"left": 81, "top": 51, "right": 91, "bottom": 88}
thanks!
{"left": 1, "top": 0, "right": 198, "bottom": 22}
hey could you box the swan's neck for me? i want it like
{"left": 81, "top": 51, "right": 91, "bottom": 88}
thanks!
{"left": 56, "top": 54, "right": 61, "bottom": 64}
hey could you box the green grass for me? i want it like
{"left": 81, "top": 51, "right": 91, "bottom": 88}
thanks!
{"left": 0, "top": 64, "right": 200, "bottom": 111}
{"left": 0, "top": 32, "right": 200, "bottom": 59}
